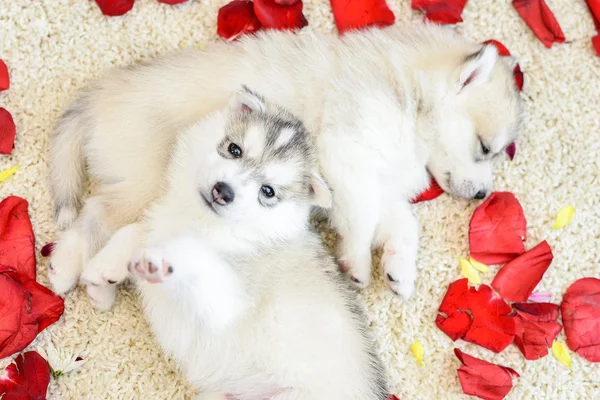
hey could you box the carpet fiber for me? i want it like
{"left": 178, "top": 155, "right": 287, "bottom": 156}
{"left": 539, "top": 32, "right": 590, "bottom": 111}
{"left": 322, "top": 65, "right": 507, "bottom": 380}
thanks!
{"left": 1, "top": 0, "right": 599, "bottom": 399}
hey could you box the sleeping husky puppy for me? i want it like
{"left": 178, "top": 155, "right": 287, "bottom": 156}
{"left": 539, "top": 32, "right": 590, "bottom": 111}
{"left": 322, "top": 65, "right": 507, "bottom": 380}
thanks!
{"left": 78, "top": 88, "right": 389, "bottom": 399}
{"left": 49, "top": 22, "right": 523, "bottom": 301}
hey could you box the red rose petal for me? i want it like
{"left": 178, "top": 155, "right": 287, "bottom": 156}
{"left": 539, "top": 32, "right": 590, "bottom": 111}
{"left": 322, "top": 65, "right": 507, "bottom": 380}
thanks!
{"left": 560, "top": 278, "right": 600, "bottom": 362}
{"left": 436, "top": 279, "right": 515, "bottom": 353}
{"left": 512, "top": 0, "right": 565, "bottom": 48}
{"left": 387, "top": 396, "right": 400, "bottom": 400}
{"left": 593, "top": 34, "right": 600, "bottom": 56}
{"left": 436, "top": 279, "right": 472, "bottom": 340}
{"left": 411, "top": 177, "right": 444, "bottom": 203}
{"left": 0, "top": 273, "right": 39, "bottom": 359}
{"left": 330, "top": 0, "right": 395, "bottom": 34}
{"left": 0, "top": 273, "right": 64, "bottom": 359}
{"left": 0, "top": 196, "right": 64, "bottom": 359}
{"left": 411, "top": 0, "right": 468, "bottom": 25}
{"left": 469, "top": 192, "right": 527, "bottom": 265}
{"left": 253, "top": 0, "right": 308, "bottom": 31}
{"left": 588, "top": 0, "right": 600, "bottom": 29}
{"left": 0, "top": 351, "right": 51, "bottom": 400}
{"left": 464, "top": 284, "right": 516, "bottom": 353}
{"left": 274, "top": 0, "right": 299, "bottom": 4}
{"left": 94, "top": 0, "right": 135, "bottom": 16}
{"left": 454, "top": 348, "right": 519, "bottom": 400}
{"left": 218, "top": 1, "right": 263, "bottom": 41}
{"left": 491, "top": 240, "right": 554, "bottom": 303}
{"left": 0, "top": 196, "right": 36, "bottom": 281}
{"left": 0, "top": 273, "right": 29, "bottom": 352}
{"left": 513, "top": 64, "right": 524, "bottom": 91}
{"left": 20, "top": 279, "right": 65, "bottom": 333}
{"left": 0, "top": 59, "right": 9, "bottom": 91}
{"left": 513, "top": 302, "right": 562, "bottom": 360}
{"left": 0, "top": 108, "right": 16, "bottom": 155}
{"left": 158, "top": 0, "right": 188, "bottom": 4}
{"left": 505, "top": 142, "right": 516, "bottom": 160}
{"left": 40, "top": 242, "right": 55, "bottom": 258}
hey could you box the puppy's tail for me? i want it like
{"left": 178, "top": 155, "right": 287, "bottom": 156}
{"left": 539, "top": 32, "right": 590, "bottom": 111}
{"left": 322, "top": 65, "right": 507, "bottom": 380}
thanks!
{"left": 49, "top": 100, "right": 89, "bottom": 230}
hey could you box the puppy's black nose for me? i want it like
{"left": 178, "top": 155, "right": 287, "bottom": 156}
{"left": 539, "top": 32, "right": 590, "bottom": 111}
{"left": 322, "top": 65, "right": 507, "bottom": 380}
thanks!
{"left": 212, "top": 182, "right": 235, "bottom": 205}
{"left": 474, "top": 190, "right": 487, "bottom": 200}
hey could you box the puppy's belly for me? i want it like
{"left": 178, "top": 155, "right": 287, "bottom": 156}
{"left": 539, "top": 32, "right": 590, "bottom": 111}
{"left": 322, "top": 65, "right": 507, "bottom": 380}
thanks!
{"left": 139, "top": 284, "right": 284, "bottom": 396}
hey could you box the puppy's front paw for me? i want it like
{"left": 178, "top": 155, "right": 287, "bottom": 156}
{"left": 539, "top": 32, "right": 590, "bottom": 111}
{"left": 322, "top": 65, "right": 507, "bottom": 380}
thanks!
{"left": 130, "top": 248, "right": 173, "bottom": 284}
{"left": 381, "top": 248, "right": 416, "bottom": 300}
{"left": 81, "top": 247, "right": 130, "bottom": 287}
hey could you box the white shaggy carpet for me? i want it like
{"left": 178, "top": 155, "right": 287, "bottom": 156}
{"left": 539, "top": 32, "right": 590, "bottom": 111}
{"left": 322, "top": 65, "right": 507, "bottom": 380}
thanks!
{"left": 1, "top": 0, "right": 599, "bottom": 399}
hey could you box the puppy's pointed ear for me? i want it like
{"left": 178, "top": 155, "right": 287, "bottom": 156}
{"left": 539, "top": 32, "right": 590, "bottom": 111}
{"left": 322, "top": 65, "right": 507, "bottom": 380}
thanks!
{"left": 458, "top": 45, "right": 498, "bottom": 91}
{"left": 308, "top": 171, "right": 332, "bottom": 208}
{"left": 229, "top": 86, "right": 266, "bottom": 113}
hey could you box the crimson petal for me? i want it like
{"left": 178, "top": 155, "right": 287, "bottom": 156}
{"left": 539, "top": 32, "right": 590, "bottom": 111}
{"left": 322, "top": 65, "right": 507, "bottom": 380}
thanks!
{"left": 491, "top": 240, "right": 553, "bottom": 303}
{"left": 513, "top": 302, "right": 562, "bottom": 360}
{"left": 411, "top": 0, "right": 468, "bottom": 25}
{"left": 411, "top": 177, "right": 444, "bottom": 203}
{"left": 512, "top": 0, "right": 565, "bottom": 48}
{"left": 0, "top": 351, "right": 51, "bottom": 400}
{"left": 0, "top": 273, "right": 29, "bottom": 353}
{"left": 464, "top": 284, "right": 516, "bottom": 353}
{"left": 454, "top": 348, "right": 519, "bottom": 400}
{"left": 157, "top": 0, "right": 188, "bottom": 4}
{"left": 330, "top": 0, "right": 395, "bottom": 35}
{"left": 0, "top": 108, "right": 16, "bottom": 155}
{"left": 436, "top": 279, "right": 472, "bottom": 340}
{"left": 505, "top": 142, "right": 517, "bottom": 160}
{"left": 218, "top": 1, "right": 262, "bottom": 41}
{"left": 587, "top": 1, "right": 600, "bottom": 56}
{"left": 253, "top": 0, "right": 308, "bottom": 31}
{"left": 436, "top": 279, "right": 515, "bottom": 353}
{"left": 469, "top": 192, "right": 527, "bottom": 265}
{"left": 0, "top": 196, "right": 36, "bottom": 281}
{"left": 0, "top": 60, "right": 9, "bottom": 91}
{"left": 40, "top": 242, "right": 55, "bottom": 258}
{"left": 94, "top": 0, "right": 135, "bottom": 16}
{"left": 0, "top": 273, "right": 38, "bottom": 359}
{"left": 20, "top": 280, "right": 65, "bottom": 333}
{"left": 560, "top": 278, "right": 600, "bottom": 362}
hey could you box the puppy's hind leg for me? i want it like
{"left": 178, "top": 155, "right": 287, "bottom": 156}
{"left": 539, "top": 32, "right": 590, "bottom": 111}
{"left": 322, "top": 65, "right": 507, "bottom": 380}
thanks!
{"left": 328, "top": 176, "right": 380, "bottom": 289}
{"left": 48, "top": 226, "right": 85, "bottom": 294}
{"left": 375, "top": 200, "right": 420, "bottom": 300}
{"left": 48, "top": 196, "right": 114, "bottom": 295}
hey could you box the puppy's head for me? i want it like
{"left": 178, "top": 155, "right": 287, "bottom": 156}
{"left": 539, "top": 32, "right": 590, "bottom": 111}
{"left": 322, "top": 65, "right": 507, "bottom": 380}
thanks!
{"left": 184, "top": 86, "right": 331, "bottom": 242}
{"left": 427, "top": 44, "right": 524, "bottom": 199}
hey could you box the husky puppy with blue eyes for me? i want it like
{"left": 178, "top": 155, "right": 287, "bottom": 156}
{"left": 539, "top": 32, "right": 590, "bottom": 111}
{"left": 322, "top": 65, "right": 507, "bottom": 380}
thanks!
{"left": 48, "top": 23, "right": 523, "bottom": 302}
{"left": 57, "top": 87, "right": 389, "bottom": 399}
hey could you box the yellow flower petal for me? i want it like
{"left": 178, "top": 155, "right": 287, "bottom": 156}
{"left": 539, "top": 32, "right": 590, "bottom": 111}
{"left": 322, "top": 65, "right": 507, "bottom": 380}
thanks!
{"left": 553, "top": 206, "right": 575, "bottom": 229}
{"left": 198, "top": 43, "right": 205, "bottom": 51}
{"left": 469, "top": 256, "right": 489, "bottom": 273}
{"left": 0, "top": 166, "right": 20, "bottom": 183}
{"left": 411, "top": 341, "right": 424, "bottom": 367}
{"left": 460, "top": 257, "right": 481, "bottom": 285}
{"left": 552, "top": 342, "right": 572, "bottom": 368}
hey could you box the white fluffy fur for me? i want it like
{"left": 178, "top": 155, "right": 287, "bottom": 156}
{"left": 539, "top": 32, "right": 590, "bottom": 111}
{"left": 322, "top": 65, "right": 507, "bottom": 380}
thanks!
{"left": 48, "top": 23, "right": 522, "bottom": 302}
{"left": 79, "top": 94, "right": 388, "bottom": 399}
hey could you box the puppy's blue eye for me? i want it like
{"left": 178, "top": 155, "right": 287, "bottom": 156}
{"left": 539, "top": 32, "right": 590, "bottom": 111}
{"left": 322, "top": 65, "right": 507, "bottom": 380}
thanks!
{"left": 228, "top": 143, "right": 242, "bottom": 158}
{"left": 261, "top": 185, "right": 275, "bottom": 198}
